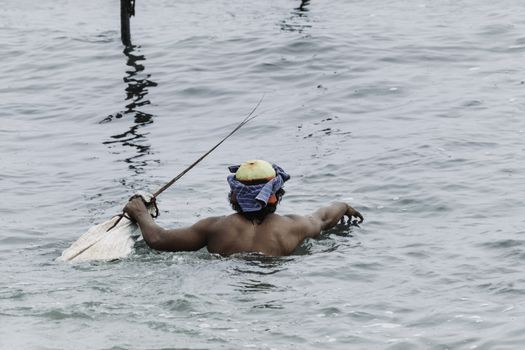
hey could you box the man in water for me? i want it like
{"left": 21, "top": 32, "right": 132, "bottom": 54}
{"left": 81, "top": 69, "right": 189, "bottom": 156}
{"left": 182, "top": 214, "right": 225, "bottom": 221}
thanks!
{"left": 124, "top": 160, "right": 363, "bottom": 256}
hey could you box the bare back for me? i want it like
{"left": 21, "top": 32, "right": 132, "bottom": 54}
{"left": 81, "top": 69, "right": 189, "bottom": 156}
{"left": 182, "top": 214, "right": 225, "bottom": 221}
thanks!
{"left": 204, "top": 213, "right": 310, "bottom": 256}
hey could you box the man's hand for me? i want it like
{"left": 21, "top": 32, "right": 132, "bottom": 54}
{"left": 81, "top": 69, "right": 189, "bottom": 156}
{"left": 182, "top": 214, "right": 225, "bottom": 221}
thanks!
{"left": 123, "top": 197, "right": 148, "bottom": 222}
{"left": 344, "top": 205, "right": 364, "bottom": 225}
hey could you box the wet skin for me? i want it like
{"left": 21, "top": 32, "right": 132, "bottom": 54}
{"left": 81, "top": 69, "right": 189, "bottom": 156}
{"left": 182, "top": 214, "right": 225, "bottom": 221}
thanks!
{"left": 124, "top": 198, "right": 363, "bottom": 256}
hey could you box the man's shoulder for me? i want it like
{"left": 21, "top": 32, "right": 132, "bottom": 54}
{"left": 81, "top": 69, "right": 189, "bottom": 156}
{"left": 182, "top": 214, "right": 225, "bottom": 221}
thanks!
{"left": 190, "top": 215, "right": 227, "bottom": 231}
{"left": 281, "top": 213, "right": 320, "bottom": 231}
{"left": 193, "top": 214, "right": 244, "bottom": 229}
{"left": 282, "top": 213, "right": 309, "bottom": 222}
{"left": 267, "top": 214, "right": 315, "bottom": 231}
{"left": 195, "top": 213, "right": 309, "bottom": 229}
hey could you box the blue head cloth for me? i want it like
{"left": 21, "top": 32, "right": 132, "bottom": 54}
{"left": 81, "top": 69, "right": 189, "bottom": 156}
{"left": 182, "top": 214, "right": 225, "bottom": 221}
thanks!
{"left": 227, "top": 164, "right": 290, "bottom": 212}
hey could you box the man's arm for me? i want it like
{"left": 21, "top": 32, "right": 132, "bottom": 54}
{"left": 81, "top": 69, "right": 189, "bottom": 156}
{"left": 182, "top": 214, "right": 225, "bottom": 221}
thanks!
{"left": 124, "top": 198, "right": 212, "bottom": 252}
{"left": 289, "top": 202, "right": 364, "bottom": 240}
{"left": 312, "top": 201, "right": 363, "bottom": 232}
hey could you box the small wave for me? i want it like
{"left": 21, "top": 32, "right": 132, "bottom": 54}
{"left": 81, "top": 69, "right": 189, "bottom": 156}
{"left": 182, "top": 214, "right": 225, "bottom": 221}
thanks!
{"left": 73, "top": 31, "right": 119, "bottom": 44}
{"left": 35, "top": 309, "right": 93, "bottom": 320}
{"left": 480, "top": 239, "right": 525, "bottom": 250}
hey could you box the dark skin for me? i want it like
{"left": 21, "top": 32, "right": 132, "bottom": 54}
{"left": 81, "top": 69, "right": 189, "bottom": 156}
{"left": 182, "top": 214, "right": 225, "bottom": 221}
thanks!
{"left": 124, "top": 198, "right": 363, "bottom": 257}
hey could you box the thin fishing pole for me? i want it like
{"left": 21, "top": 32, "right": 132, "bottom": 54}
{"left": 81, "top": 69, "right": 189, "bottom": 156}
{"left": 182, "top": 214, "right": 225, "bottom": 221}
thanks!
{"left": 106, "top": 96, "right": 264, "bottom": 232}
{"left": 153, "top": 95, "right": 263, "bottom": 197}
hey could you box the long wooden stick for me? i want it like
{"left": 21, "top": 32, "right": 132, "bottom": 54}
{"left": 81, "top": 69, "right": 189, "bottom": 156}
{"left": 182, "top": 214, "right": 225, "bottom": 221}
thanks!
{"left": 153, "top": 97, "right": 263, "bottom": 197}
{"left": 106, "top": 97, "right": 263, "bottom": 232}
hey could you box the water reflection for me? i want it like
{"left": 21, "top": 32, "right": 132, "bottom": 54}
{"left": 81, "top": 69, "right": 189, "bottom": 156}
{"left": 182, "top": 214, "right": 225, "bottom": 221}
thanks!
{"left": 232, "top": 253, "right": 291, "bottom": 275}
{"left": 293, "top": 222, "right": 358, "bottom": 255}
{"left": 100, "top": 45, "right": 158, "bottom": 174}
{"left": 297, "top": 0, "right": 310, "bottom": 11}
{"left": 230, "top": 256, "right": 289, "bottom": 309}
{"left": 281, "top": 0, "right": 312, "bottom": 33}
{"left": 235, "top": 279, "right": 279, "bottom": 294}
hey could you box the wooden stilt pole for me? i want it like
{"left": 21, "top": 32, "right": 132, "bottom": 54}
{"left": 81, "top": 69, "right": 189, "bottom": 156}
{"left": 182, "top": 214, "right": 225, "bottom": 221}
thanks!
{"left": 120, "top": 0, "right": 135, "bottom": 46}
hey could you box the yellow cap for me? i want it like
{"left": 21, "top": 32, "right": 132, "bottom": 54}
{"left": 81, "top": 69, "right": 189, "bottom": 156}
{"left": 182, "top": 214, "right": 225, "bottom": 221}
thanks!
{"left": 235, "top": 160, "right": 276, "bottom": 181}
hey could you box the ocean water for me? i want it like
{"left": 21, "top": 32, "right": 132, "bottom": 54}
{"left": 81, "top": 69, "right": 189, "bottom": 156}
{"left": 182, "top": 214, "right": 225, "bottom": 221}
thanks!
{"left": 1, "top": 0, "right": 525, "bottom": 349}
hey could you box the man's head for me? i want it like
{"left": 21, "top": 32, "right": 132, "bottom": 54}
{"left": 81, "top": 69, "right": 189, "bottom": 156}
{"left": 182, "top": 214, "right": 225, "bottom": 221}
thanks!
{"left": 227, "top": 160, "right": 290, "bottom": 221}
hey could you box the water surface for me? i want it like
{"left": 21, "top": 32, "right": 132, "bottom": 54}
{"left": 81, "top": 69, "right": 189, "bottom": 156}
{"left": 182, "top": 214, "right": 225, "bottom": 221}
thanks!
{"left": 1, "top": 0, "right": 525, "bottom": 349}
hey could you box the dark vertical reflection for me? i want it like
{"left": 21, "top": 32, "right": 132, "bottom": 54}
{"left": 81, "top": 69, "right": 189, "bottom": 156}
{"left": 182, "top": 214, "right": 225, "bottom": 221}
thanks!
{"left": 297, "top": 0, "right": 310, "bottom": 11}
{"left": 281, "top": 0, "right": 312, "bottom": 33}
{"left": 100, "top": 45, "right": 158, "bottom": 174}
